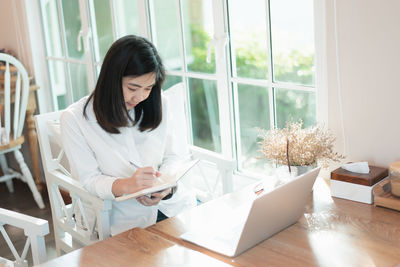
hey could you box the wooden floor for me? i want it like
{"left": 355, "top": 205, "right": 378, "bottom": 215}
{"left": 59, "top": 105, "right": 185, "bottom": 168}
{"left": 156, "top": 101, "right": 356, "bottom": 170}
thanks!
{"left": 0, "top": 179, "right": 57, "bottom": 266}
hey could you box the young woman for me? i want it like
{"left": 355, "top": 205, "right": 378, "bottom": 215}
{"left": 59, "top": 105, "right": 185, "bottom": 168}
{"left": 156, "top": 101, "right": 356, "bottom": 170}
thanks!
{"left": 60, "top": 35, "right": 196, "bottom": 235}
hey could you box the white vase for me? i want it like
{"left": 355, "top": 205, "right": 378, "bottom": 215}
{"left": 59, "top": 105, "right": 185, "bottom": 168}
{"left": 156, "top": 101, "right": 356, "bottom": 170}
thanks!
{"left": 296, "top": 165, "right": 316, "bottom": 175}
{"left": 275, "top": 166, "right": 297, "bottom": 185}
{"left": 274, "top": 164, "right": 316, "bottom": 186}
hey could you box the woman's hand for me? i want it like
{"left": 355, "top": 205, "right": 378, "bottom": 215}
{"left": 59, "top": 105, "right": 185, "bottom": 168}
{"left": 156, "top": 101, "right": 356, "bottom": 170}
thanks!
{"left": 136, "top": 188, "right": 171, "bottom": 206}
{"left": 112, "top": 167, "right": 161, "bottom": 197}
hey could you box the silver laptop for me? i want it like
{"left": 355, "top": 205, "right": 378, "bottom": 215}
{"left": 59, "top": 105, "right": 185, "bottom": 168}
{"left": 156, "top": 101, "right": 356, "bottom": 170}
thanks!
{"left": 180, "top": 167, "right": 320, "bottom": 257}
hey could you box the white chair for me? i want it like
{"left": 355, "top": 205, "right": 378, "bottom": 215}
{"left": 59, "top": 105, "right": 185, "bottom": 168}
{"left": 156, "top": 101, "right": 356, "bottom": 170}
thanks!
{"left": 0, "top": 53, "right": 44, "bottom": 209}
{"left": 0, "top": 208, "right": 49, "bottom": 266}
{"left": 163, "top": 82, "right": 236, "bottom": 202}
{"left": 35, "top": 111, "right": 112, "bottom": 256}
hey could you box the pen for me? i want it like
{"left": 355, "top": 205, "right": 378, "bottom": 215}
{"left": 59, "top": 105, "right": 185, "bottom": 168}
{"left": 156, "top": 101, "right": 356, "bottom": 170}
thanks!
{"left": 129, "top": 161, "right": 158, "bottom": 199}
{"left": 129, "top": 161, "right": 159, "bottom": 177}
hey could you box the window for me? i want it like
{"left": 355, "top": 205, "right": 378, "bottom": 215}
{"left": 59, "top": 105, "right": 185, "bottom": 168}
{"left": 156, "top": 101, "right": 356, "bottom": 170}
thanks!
{"left": 38, "top": 0, "right": 319, "bottom": 178}
{"left": 39, "top": 0, "right": 142, "bottom": 109}
{"left": 151, "top": 0, "right": 224, "bottom": 154}
{"left": 40, "top": 0, "right": 88, "bottom": 109}
{"left": 228, "top": 0, "right": 316, "bottom": 174}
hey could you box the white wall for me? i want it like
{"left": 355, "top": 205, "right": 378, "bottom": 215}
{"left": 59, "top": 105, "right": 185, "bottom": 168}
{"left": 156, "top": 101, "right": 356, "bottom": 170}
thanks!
{"left": 0, "top": 0, "right": 51, "bottom": 114}
{"left": 326, "top": 0, "right": 400, "bottom": 168}
{"left": 0, "top": 0, "right": 33, "bottom": 74}
{"left": 0, "top": 0, "right": 46, "bottom": 180}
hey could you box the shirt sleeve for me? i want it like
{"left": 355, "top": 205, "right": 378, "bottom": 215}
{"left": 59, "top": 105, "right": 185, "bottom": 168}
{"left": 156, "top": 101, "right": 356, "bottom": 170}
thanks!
{"left": 60, "top": 110, "right": 117, "bottom": 200}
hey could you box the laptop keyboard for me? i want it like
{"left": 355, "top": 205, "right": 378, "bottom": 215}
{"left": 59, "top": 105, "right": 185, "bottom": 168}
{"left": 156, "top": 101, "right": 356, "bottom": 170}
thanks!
{"left": 181, "top": 227, "right": 240, "bottom": 256}
{"left": 214, "top": 223, "right": 243, "bottom": 242}
{"left": 180, "top": 201, "right": 251, "bottom": 256}
{"left": 181, "top": 213, "right": 246, "bottom": 248}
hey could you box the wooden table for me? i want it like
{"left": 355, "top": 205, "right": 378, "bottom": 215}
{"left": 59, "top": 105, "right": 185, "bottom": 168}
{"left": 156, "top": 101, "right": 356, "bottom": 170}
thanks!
{"left": 39, "top": 178, "right": 400, "bottom": 266}
{"left": 40, "top": 228, "right": 230, "bottom": 267}
{"left": 148, "top": 178, "right": 400, "bottom": 266}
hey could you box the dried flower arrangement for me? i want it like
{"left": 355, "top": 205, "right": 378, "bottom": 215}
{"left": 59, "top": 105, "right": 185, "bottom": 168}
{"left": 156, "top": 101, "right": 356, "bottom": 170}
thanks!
{"left": 258, "top": 120, "right": 344, "bottom": 171}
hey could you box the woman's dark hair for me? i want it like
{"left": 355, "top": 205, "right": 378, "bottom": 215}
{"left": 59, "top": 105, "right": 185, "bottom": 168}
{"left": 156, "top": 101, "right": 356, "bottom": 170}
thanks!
{"left": 83, "top": 35, "right": 165, "bottom": 133}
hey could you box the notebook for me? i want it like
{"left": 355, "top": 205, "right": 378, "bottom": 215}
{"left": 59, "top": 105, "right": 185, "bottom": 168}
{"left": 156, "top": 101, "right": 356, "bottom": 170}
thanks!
{"left": 116, "top": 158, "right": 199, "bottom": 202}
{"left": 180, "top": 167, "right": 320, "bottom": 257}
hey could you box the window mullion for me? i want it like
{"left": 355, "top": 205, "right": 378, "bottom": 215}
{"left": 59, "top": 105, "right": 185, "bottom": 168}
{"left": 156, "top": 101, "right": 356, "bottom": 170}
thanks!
{"left": 231, "top": 82, "right": 242, "bottom": 168}
{"left": 56, "top": 0, "right": 73, "bottom": 106}
{"left": 109, "top": 0, "right": 117, "bottom": 41}
{"left": 265, "top": 0, "right": 275, "bottom": 129}
{"left": 176, "top": 0, "right": 186, "bottom": 75}
{"left": 271, "top": 82, "right": 315, "bottom": 92}
{"left": 177, "top": 0, "right": 193, "bottom": 145}
{"left": 314, "top": 0, "right": 328, "bottom": 124}
{"left": 46, "top": 56, "right": 85, "bottom": 64}
{"left": 78, "top": 0, "right": 96, "bottom": 91}
{"left": 87, "top": 0, "right": 100, "bottom": 64}
{"left": 222, "top": 0, "right": 236, "bottom": 162}
{"left": 137, "top": 0, "right": 151, "bottom": 39}
{"left": 212, "top": 0, "right": 233, "bottom": 159}
{"left": 148, "top": 0, "right": 156, "bottom": 43}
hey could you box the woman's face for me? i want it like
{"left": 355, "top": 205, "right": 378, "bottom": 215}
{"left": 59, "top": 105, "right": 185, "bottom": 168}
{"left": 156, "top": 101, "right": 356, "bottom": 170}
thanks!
{"left": 122, "top": 72, "right": 156, "bottom": 110}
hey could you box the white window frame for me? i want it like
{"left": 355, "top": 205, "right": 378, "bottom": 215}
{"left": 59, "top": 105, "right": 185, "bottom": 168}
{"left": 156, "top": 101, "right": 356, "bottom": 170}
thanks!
{"left": 27, "top": 0, "right": 328, "bottom": 181}
{"left": 228, "top": 0, "right": 327, "bottom": 179}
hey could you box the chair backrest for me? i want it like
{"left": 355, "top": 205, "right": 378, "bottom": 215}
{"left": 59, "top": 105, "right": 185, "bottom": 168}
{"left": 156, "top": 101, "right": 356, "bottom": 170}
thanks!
{"left": 35, "top": 111, "right": 112, "bottom": 255}
{"left": 0, "top": 208, "right": 49, "bottom": 266}
{"left": 163, "top": 82, "right": 191, "bottom": 158}
{"left": 34, "top": 110, "right": 69, "bottom": 175}
{"left": 163, "top": 83, "right": 236, "bottom": 201}
{"left": 0, "top": 53, "right": 30, "bottom": 145}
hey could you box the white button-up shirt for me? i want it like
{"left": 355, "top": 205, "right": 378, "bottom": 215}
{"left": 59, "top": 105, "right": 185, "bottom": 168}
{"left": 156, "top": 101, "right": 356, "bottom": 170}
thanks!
{"left": 60, "top": 94, "right": 196, "bottom": 235}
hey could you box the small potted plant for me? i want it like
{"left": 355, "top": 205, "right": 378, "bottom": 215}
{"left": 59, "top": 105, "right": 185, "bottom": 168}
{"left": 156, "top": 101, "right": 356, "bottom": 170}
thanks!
{"left": 258, "top": 120, "right": 344, "bottom": 176}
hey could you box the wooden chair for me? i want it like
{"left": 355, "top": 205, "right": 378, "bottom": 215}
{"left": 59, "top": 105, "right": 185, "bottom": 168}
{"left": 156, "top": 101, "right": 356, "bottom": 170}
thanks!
{"left": 0, "top": 53, "right": 44, "bottom": 209}
{"left": 0, "top": 208, "right": 49, "bottom": 266}
{"left": 35, "top": 111, "right": 112, "bottom": 256}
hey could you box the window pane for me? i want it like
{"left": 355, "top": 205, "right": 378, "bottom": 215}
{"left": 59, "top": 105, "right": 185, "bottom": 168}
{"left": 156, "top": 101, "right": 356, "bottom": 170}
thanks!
{"left": 151, "top": 0, "right": 182, "bottom": 71}
{"left": 270, "top": 0, "right": 315, "bottom": 86}
{"left": 69, "top": 62, "right": 88, "bottom": 102}
{"left": 114, "top": 0, "right": 140, "bottom": 38}
{"left": 188, "top": 78, "right": 220, "bottom": 152}
{"left": 163, "top": 75, "right": 183, "bottom": 91}
{"left": 40, "top": 0, "right": 63, "bottom": 57}
{"left": 182, "top": 0, "right": 215, "bottom": 73}
{"left": 275, "top": 88, "right": 316, "bottom": 128}
{"left": 228, "top": 0, "right": 268, "bottom": 79}
{"left": 91, "top": 0, "right": 114, "bottom": 62}
{"left": 236, "top": 84, "right": 270, "bottom": 170}
{"left": 61, "top": 0, "right": 84, "bottom": 60}
{"left": 48, "top": 60, "right": 68, "bottom": 109}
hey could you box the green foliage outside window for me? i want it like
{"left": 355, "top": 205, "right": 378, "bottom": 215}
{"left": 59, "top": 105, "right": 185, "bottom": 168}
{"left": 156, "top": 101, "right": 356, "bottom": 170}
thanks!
{"left": 189, "top": 78, "right": 220, "bottom": 152}
{"left": 235, "top": 44, "right": 268, "bottom": 79}
{"left": 187, "top": 26, "right": 315, "bottom": 86}
{"left": 187, "top": 24, "right": 216, "bottom": 73}
{"left": 187, "top": 26, "right": 315, "bottom": 155}
{"left": 273, "top": 50, "right": 314, "bottom": 86}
